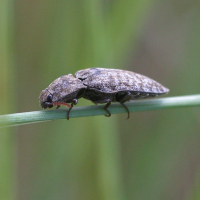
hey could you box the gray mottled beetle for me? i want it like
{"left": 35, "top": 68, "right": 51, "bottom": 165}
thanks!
{"left": 39, "top": 74, "right": 86, "bottom": 119}
{"left": 39, "top": 68, "right": 169, "bottom": 120}
{"left": 75, "top": 68, "right": 169, "bottom": 119}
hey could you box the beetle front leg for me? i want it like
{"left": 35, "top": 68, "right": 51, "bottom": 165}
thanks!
{"left": 67, "top": 99, "right": 78, "bottom": 120}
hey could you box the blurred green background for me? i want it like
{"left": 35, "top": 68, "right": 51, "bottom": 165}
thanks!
{"left": 1, "top": 0, "right": 200, "bottom": 199}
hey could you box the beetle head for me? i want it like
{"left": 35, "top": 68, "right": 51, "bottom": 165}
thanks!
{"left": 39, "top": 90, "right": 54, "bottom": 109}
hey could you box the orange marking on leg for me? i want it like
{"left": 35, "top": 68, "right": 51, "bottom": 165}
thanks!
{"left": 52, "top": 102, "right": 71, "bottom": 108}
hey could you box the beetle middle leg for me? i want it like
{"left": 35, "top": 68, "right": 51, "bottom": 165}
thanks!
{"left": 92, "top": 99, "right": 112, "bottom": 117}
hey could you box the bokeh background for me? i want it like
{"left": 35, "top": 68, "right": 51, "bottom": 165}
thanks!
{"left": 1, "top": 0, "right": 200, "bottom": 199}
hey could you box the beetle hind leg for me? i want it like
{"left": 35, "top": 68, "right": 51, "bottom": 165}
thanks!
{"left": 116, "top": 91, "right": 131, "bottom": 119}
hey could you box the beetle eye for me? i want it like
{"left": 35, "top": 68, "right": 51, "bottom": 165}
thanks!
{"left": 47, "top": 94, "right": 52, "bottom": 102}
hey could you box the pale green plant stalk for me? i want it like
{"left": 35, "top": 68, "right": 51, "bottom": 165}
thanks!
{"left": 1, "top": 95, "right": 200, "bottom": 127}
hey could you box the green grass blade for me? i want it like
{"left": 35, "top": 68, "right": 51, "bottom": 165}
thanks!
{"left": 0, "top": 0, "right": 15, "bottom": 199}
{"left": 1, "top": 94, "right": 200, "bottom": 127}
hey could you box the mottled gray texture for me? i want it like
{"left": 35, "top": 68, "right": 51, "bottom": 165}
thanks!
{"left": 75, "top": 68, "right": 169, "bottom": 103}
{"left": 39, "top": 74, "right": 86, "bottom": 107}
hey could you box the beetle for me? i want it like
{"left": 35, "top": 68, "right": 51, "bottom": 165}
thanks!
{"left": 39, "top": 74, "right": 86, "bottom": 119}
{"left": 75, "top": 68, "right": 169, "bottom": 119}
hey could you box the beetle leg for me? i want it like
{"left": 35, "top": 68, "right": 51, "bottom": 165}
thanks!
{"left": 92, "top": 99, "right": 112, "bottom": 117}
{"left": 67, "top": 99, "right": 78, "bottom": 120}
{"left": 56, "top": 105, "right": 60, "bottom": 109}
{"left": 120, "top": 103, "right": 130, "bottom": 119}
{"left": 67, "top": 104, "right": 73, "bottom": 120}
{"left": 116, "top": 91, "right": 131, "bottom": 119}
